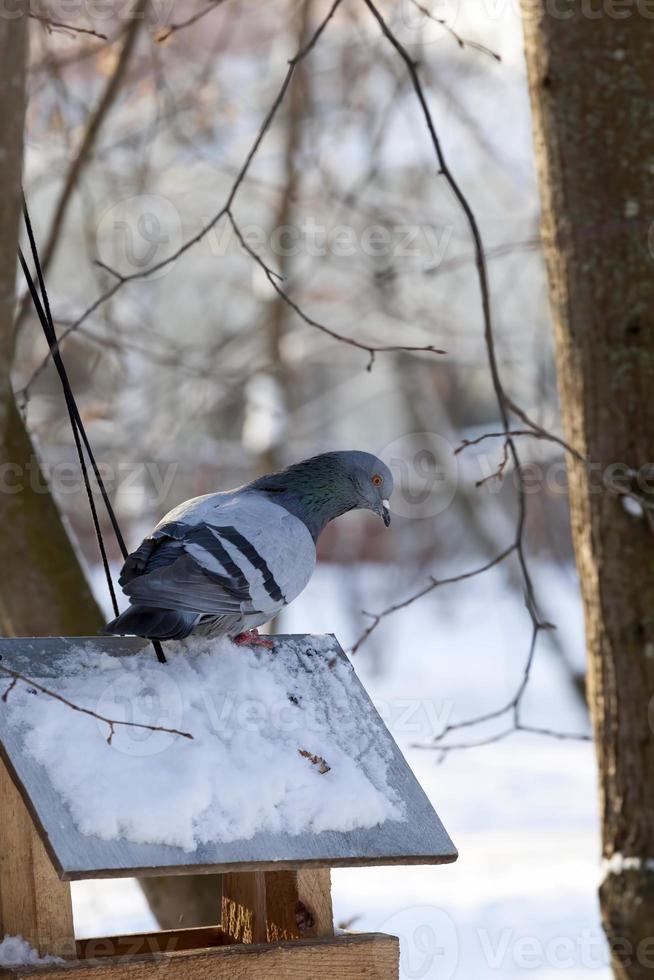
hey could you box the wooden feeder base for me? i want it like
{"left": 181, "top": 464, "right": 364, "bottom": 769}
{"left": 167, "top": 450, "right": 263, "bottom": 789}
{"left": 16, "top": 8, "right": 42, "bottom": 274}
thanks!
{"left": 0, "top": 759, "right": 400, "bottom": 978}
{"left": 0, "top": 933, "right": 399, "bottom": 980}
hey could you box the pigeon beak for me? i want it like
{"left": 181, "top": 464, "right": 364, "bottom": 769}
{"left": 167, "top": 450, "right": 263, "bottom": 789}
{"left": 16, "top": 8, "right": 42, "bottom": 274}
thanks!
{"left": 381, "top": 499, "right": 391, "bottom": 527}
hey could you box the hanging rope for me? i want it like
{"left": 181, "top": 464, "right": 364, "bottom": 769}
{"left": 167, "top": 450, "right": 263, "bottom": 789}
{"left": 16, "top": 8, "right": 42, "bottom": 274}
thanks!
{"left": 19, "top": 196, "right": 167, "bottom": 665}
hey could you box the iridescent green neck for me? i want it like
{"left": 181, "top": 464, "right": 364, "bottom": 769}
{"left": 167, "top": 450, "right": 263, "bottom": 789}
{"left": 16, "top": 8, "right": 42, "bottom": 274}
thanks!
{"left": 249, "top": 454, "right": 358, "bottom": 541}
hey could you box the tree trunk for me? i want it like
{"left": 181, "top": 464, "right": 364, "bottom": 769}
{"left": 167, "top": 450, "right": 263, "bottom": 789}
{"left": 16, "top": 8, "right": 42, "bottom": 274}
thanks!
{"left": 521, "top": 6, "right": 654, "bottom": 977}
{"left": 0, "top": 3, "right": 104, "bottom": 636}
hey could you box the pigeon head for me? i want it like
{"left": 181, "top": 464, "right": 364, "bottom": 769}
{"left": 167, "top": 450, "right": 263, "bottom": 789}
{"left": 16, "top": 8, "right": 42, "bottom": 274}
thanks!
{"left": 250, "top": 450, "right": 394, "bottom": 541}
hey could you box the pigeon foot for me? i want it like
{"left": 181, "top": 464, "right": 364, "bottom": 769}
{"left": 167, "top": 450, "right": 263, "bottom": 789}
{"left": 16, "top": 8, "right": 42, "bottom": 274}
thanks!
{"left": 232, "top": 629, "right": 275, "bottom": 649}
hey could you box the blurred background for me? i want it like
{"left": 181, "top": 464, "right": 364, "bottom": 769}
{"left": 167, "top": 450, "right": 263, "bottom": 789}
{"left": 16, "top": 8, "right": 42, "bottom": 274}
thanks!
{"left": 15, "top": 0, "right": 602, "bottom": 975}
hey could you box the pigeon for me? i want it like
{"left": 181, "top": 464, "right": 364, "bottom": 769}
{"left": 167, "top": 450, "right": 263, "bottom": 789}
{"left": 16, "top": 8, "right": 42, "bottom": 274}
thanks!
{"left": 104, "top": 451, "right": 393, "bottom": 643}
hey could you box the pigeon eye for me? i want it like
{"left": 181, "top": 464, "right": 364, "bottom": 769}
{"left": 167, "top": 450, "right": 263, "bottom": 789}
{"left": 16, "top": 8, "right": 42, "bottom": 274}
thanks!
{"left": 372, "top": 474, "right": 383, "bottom": 487}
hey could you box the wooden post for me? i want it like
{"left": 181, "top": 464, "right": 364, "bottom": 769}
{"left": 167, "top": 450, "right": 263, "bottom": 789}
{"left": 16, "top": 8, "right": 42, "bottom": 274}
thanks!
{"left": 265, "top": 870, "right": 333, "bottom": 941}
{"left": 221, "top": 870, "right": 333, "bottom": 944}
{"left": 0, "top": 761, "right": 75, "bottom": 958}
{"left": 221, "top": 873, "right": 268, "bottom": 944}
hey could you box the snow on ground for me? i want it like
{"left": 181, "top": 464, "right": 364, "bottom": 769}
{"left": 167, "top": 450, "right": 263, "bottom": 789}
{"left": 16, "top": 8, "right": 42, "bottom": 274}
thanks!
{"left": 76, "top": 561, "right": 609, "bottom": 979}
{"left": 6, "top": 635, "right": 402, "bottom": 850}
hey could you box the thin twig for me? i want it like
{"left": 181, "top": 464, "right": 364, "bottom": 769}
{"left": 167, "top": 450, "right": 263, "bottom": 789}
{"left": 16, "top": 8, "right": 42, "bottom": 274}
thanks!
{"left": 349, "top": 545, "right": 516, "bottom": 654}
{"left": 412, "top": 722, "right": 592, "bottom": 754}
{"left": 22, "top": 0, "right": 442, "bottom": 383}
{"left": 503, "top": 396, "right": 586, "bottom": 462}
{"left": 475, "top": 438, "right": 509, "bottom": 486}
{"left": 28, "top": 12, "right": 108, "bottom": 40}
{"left": 358, "top": 0, "right": 559, "bottom": 751}
{"left": 154, "top": 0, "right": 229, "bottom": 42}
{"left": 455, "top": 427, "right": 584, "bottom": 462}
{"left": 22, "top": 0, "right": 344, "bottom": 386}
{"left": 15, "top": 0, "right": 149, "bottom": 344}
{"left": 407, "top": 0, "right": 501, "bottom": 61}
{"left": 0, "top": 664, "right": 193, "bottom": 746}
{"left": 228, "top": 211, "right": 446, "bottom": 369}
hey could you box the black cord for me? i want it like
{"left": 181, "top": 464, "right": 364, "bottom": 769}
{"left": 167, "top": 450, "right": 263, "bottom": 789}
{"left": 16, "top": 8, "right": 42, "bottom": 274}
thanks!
{"left": 19, "top": 199, "right": 166, "bottom": 665}
{"left": 18, "top": 250, "right": 121, "bottom": 617}
{"left": 23, "top": 206, "right": 130, "bottom": 561}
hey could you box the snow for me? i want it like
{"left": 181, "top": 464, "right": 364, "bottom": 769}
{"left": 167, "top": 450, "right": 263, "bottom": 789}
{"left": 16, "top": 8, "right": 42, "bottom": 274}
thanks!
{"left": 5, "top": 635, "right": 403, "bottom": 851}
{"left": 0, "top": 937, "right": 63, "bottom": 967}
{"left": 601, "top": 853, "right": 654, "bottom": 881}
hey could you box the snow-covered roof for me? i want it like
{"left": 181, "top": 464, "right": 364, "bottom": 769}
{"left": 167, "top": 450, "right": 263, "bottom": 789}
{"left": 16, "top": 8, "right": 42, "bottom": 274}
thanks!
{"left": 0, "top": 634, "right": 456, "bottom": 879}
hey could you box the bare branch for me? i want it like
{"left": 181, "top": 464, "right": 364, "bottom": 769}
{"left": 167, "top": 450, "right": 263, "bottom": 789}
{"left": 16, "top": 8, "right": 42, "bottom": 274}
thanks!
{"left": 502, "top": 395, "right": 586, "bottom": 462}
{"left": 414, "top": 723, "right": 591, "bottom": 757}
{"left": 474, "top": 438, "right": 509, "bottom": 486}
{"left": 357, "top": 0, "right": 568, "bottom": 750}
{"left": 154, "top": 0, "right": 229, "bottom": 42}
{"left": 407, "top": 0, "right": 501, "bottom": 61}
{"left": 349, "top": 545, "right": 516, "bottom": 655}
{"left": 228, "top": 211, "right": 446, "bottom": 369}
{"left": 0, "top": 664, "right": 193, "bottom": 745}
{"left": 24, "top": 0, "right": 344, "bottom": 377}
{"left": 455, "top": 427, "right": 585, "bottom": 462}
{"left": 15, "top": 0, "right": 149, "bottom": 342}
{"left": 28, "top": 12, "right": 108, "bottom": 40}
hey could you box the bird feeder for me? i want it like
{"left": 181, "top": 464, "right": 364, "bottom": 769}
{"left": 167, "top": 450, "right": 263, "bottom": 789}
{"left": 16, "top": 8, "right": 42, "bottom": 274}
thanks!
{"left": 0, "top": 634, "right": 456, "bottom": 980}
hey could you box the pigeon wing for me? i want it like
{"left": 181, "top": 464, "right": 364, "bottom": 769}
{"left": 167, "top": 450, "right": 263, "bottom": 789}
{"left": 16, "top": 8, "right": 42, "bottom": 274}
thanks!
{"left": 121, "top": 527, "right": 250, "bottom": 616}
{"left": 119, "top": 492, "right": 315, "bottom": 618}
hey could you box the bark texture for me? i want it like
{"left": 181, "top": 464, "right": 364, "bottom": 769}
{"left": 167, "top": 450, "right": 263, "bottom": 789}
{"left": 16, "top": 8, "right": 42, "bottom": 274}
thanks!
{"left": 520, "top": 4, "right": 654, "bottom": 976}
{"left": 0, "top": 3, "right": 104, "bottom": 636}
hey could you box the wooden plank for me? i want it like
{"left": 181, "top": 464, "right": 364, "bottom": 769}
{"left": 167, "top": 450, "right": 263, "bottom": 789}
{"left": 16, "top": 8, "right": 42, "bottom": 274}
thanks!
{"left": 0, "top": 635, "right": 457, "bottom": 879}
{"left": 221, "top": 873, "right": 268, "bottom": 944}
{"left": 0, "top": 933, "right": 399, "bottom": 980}
{"left": 0, "top": 759, "right": 75, "bottom": 959}
{"left": 265, "top": 870, "right": 333, "bottom": 941}
{"left": 222, "top": 869, "right": 333, "bottom": 944}
{"left": 76, "top": 927, "right": 228, "bottom": 960}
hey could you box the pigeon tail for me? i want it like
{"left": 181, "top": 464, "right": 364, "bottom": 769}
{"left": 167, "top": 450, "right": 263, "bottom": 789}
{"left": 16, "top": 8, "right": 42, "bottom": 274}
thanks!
{"left": 103, "top": 605, "right": 198, "bottom": 641}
